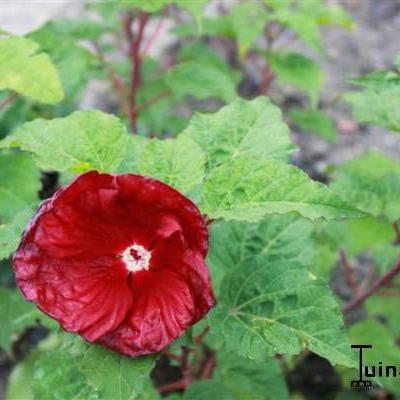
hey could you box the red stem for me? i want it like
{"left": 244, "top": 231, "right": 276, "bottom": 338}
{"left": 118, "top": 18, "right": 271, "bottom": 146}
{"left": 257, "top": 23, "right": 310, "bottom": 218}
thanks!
{"left": 141, "top": 8, "right": 167, "bottom": 56}
{"left": 194, "top": 325, "right": 210, "bottom": 345}
{"left": 124, "top": 12, "right": 149, "bottom": 133}
{"left": 343, "top": 256, "right": 400, "bottom": 314}
{"left": 393, "top": 222, "right": 400, "bottom": 244}
{"left": 92, "top": 41, "right": 130, "bottom": 118}
{"left": 257, "top": 65, "right": 275, "bottom": 95}
{"left": 157, "top": 379, "right": 187, "bottom": 394}
{"left": 0, "top": 92, "right": 17, "bottom": 111}
{"left": 339, "top": 249, "right": 358, "bottom": 291}
{"left": 200, "top": 352, "right": 216, "bottom": 380}
{"left": 133, "top": 89, "right": 171, "bottom": 114}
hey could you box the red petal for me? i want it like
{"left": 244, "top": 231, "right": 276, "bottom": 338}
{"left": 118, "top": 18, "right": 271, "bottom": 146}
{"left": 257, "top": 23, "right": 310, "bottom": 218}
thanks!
{"left": 98, "top": 249, "right": 215, "bottom": 357}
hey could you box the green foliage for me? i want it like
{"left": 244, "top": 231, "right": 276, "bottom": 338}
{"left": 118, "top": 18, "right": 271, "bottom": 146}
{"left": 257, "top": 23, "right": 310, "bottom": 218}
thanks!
{"left": 182, "top": 97, "right": 295, "bottom": 170}
{"left": 0, "top": 110, "right": 129, "bottom": 173}
{"left": 344, "top": 63, "right": 400, "bottom": 132}
{"left": 267, "top": 52, "right": 323, "bottom": 107}
{"left": 202, "top": 156, "right": 361, "bottom": 222}
{"left": 0, "top": 288, "right": 56, "bottom": 353}
{"left": 0, "top": 152, "right": 40, "bottom": 222}
{"left": 166, "top": 61, "right": 238, "bottom": 103}
{"left": 0, "top": 209, "right": 34, "bottom": 260}
{"left": 210, "top": 256, "right": 354, "bottom": 367}
{"left": 208, "top": 214, "right": 315, "bottom": 291}
{"left": 229, "top": 2, "right": 268, "bottom": 58}
{"left": 184, "top": 381, "right": 233, "bottom": 400}
{"left": 349, "top": 319, "right": 400, "bottom": 395}
{"left": 331, "top": 151, "right": 400, "bottom": 222}
{"left": 139, "top": 136, "right": 205, "bottom": 197}
{"left": 0, "top": 36, "right": 63, "bottom": 104}
{"left": 67, "top": 336, "right": 158, "bottom": 400}
{"left": 213, "top": 352, "right": 289, "bottom": 400}
{"left": 290, "top": 108, "right": 337, "bottom": 143}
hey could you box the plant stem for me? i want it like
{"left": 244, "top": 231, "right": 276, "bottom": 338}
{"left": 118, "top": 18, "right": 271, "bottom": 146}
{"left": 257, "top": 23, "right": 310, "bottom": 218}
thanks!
{"left": 126, "top": 12, "right": 149, "bottom": 133}
{"left": 393, "top": 222, "right": 400, "bottom": 244}
{"left": 343, "top": 256, "right": 400, "bottom": 314}
{"left": 92, "top": 41, "right": 130, "bottom": 118}
{"left": 0, "top": 92, "right": 17, "bottom": 111}
{"left": 339, "top": 249, "right": 358, "bottom": 291}
{"left": 158, "top": 379, "right": 187, "bottom": 394}
{"left": 200, "top": 352, "right": 216, "bottom": 380}
{"left": 133, "top": 89, "right": 171, "bottom": 114}
{"left": 141, "top": 8, "right": 167, "bottom": 57}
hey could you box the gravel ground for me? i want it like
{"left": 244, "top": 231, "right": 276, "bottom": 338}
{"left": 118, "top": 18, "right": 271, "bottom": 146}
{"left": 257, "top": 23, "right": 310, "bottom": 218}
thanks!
{"left": 0, "top": 0, "right": 400, "bottom": 398}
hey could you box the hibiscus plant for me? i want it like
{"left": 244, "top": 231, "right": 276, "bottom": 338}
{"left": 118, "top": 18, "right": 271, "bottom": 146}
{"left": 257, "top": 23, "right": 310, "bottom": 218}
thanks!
{"left": 1, "top": 1, "right": 400, "bottom": 399}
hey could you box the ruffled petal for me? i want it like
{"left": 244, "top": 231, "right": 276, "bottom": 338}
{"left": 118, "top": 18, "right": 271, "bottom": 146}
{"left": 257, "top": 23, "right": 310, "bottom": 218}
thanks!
{"left": 98, "top": 249, "right": 215, "bottom": 356}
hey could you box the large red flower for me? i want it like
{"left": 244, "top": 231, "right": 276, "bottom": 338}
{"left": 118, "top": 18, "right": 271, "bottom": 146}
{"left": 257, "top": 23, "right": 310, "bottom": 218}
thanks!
{"left": 13, "top": 171, "right": 215, "bottom": 357}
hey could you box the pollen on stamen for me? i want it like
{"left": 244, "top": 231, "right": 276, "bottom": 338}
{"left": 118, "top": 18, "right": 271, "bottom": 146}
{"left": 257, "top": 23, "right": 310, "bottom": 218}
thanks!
{"left": 121, "top": 244, "right": 151, "bottom": 272}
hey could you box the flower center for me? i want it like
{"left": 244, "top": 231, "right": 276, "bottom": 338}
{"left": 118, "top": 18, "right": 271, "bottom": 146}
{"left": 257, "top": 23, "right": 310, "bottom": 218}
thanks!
{"left": 121, "top": 244, "right": 151, "bottom": 272}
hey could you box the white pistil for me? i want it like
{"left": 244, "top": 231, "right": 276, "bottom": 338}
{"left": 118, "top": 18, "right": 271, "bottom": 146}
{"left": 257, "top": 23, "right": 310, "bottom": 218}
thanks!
{"left": 121, "top": 244, "right": 151, "bottom": 273}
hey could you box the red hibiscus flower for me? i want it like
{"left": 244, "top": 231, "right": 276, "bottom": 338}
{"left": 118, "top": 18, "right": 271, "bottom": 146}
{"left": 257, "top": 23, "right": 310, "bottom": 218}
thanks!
{"left": 13, "top": 171, "right": 215, "bottom": 357}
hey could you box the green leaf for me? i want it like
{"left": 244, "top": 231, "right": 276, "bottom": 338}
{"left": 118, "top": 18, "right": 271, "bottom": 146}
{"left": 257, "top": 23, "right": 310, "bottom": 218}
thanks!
{"left": 68, "top": 337, "right": 157, "bottom": 400}
{"left": 0, "top": 36, "right": 63, "bottom": 104}
{"left": 0, "top": 152, "right": 40, "bottom": 222}
{"left": 202, "top": 156, "right": 361, "bottom": 222}
{"left": 0, "top": 209, "right": 34, "bottom": 260}
{"left": 121, "top": 0, "right": 166, "bottom": 13}
{"left": 371, "top": 244, "right": 399, "bottom": 274}
{"left": 172, "top": 0, "right": 208, "bottom": 29}
{"left": 366, "top": 296, "right": 400, "bottom": 338}
{"left": 342, "top": 217, "right": 395, "bottom": 258}
{"left": 214, "top": 351, "right": 289, "bottom": 400}
{"left": 208, "top": 214, "right": 315, "bottom": 291}
{"left": 0, "top": 288, "right": 56, "bottom": 353}
{"left": 174, "top": 16, "right": 234, "bottom": 38}
{"left": 210, "top": 256, "right": 355, "bottom": 367}
{"left": 178, "top": 43, "right": 240, "bottom": 85}
{"left": 290, "top": 108, "right": 337, "bottom": 143}
{"left": 331, "top": 151, "right": 400, "bottom": 222}
{"left": 344, "top": 69, "right": 400, "bottom": 131}
{"left": 33, "top": 336, "right": 98, "bottom": 400}
{"left": 267, "top": 52, "right": 323, "bottom": 107}
{"left": 117, "top": 135, "right": 150, "bottom": 174}
{"left": 349, "top": 319, "right": 400, "bottom": 394}
{"left": 182, "top": 97, "right": 296, "bottom": 171}
{"left": 184, "top": 381, "right": 233, "bottom": 400}
{"left": 5, "top": 350, "right": 35, "bottom": 400}
{"left": 229, "top": 2, "right": 268, "bottom": 58}
{"left": 0, "top": 110, "right": 129, "bottom": 173}
{"left": 166, "top": 61, "right": 237, "bottom": 103}
{"left": 139, "top": 136, "right": 205, "bottom": 197}
{"left": 273, "top": 9, "right": 322, "bottom": 53}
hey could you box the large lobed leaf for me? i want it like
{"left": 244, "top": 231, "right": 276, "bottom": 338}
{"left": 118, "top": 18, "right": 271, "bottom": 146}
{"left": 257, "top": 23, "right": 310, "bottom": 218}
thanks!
{"left": 212, "top": 351, "right": 289, "bottom": 400}
{"left": 139, "top": 135, "right": 205, "bottom": 197}
{"left": 67, "top": 336, "right": 158, "bottom": 400}
{"left": 182, "top": 97, "right": 296, "bottom": 170}
{"left": 210, "top": 256, "right": 355, "bottom": 367}
{"left": 0, "top": 110, "right": 129, "bottom": 173}
{"left": 208, "top": 214, "right": 315, "bottom": 291}
{"left": 0, "top": 36, "right": 63, "bottom": 104}
{"left": 201, "top": 156, "right": 361, "bottom": 222}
